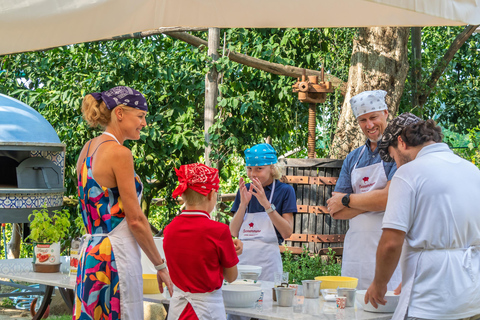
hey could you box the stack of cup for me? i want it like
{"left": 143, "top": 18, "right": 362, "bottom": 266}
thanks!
{"left": 336, "top": 296, "right": 347, "bottom": 309}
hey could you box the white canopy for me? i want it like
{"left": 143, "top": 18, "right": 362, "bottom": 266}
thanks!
{"left": 0, "top": 0, "right": 479, "bottom": 55}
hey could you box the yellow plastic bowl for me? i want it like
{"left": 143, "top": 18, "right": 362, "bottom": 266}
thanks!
{"left": 314, "top": 276, "right": 358, "bottom": 289}
{"left": 143, "top": 274, "right": 160, "bottom": 294}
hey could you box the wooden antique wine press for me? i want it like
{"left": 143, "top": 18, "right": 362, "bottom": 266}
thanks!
{"left": 292, "top": 67, "right": 334, "bottom": 158}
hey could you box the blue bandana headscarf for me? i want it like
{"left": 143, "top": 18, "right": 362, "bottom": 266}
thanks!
{"left": 90, "top": 86, "right": 148, "bottom": 111}
{"left": 244, "top": 143, "right": 278, "bottom": 166}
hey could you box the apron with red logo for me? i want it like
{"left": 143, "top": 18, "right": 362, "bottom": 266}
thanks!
{"left": 238, "top": 180, "right": 282, "bottom": 282}
{"left": 341, "top": 145, "right": 401, "bottom": 290}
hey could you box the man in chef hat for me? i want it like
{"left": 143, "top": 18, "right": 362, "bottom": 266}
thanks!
{"left": 326, "top": 90, "right": 401, "bottom": 291}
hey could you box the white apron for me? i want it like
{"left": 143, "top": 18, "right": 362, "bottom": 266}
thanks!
{"left": 168, "top": 285, "right": 226, "bottom": 320}
{"left": 238, "top": 180, "right": 282, "bottom": 282}
{"left": 341, "top": 145, "right": 401, "bottom": 290}
{"left": 393, "top": 245, "right": 480, "bottom": 320}
{"left": 78, "top": 219, "right": 143, "bottom": 319}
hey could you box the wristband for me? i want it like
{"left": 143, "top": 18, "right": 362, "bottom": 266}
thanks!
{"left": 154, "top": 261, "right": 167, "bottom": 271}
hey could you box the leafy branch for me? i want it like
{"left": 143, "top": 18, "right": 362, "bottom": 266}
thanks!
{"left": 28, "top": 206, "right": 71, "bottom": 244}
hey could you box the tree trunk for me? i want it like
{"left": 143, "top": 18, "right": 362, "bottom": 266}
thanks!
{"left": 204, "top": 28, "right": 220, "bottom": 167}
{"left": 411, "top": 27, "right": 422, "bottom": 113}
{"left": 7, "top": 223, "right": 22, "bottom": 259}
{"left": 329, "top": 27, "right": 410, "bottom": 159}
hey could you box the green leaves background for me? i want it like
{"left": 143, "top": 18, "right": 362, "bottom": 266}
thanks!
{"left": 1, "top": 27, "right": 479, "bottom": 228}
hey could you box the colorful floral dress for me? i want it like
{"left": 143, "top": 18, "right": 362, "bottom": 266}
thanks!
{"left": 74, "top": 149, "right": 143, "bottom": 320}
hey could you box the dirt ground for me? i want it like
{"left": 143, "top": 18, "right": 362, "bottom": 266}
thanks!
{"left": 0, "top": 280, "right": 70, "bottom": 319}
{"left": 0, "top": 308, "right": 30, "bottom": 319}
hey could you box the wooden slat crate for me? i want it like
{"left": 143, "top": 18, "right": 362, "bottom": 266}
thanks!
{"left": 279, "top": 158, "right": 347, "bottom": 255}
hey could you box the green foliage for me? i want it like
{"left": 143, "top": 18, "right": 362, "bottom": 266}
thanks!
{"left": 28, "top": 206, "right": 71, "bottom": 244}
{"left": 0, "top": 28, "right": 355, "bottom": 228}
{"left": 210, "top": 28, "right": 355, "bottom": 164}
{"left": 46, "top": 316, "right": 73, "bottom": 320}
{"left": 69, "top": 205, "right": 86, "bottom": 238}
{"left": 400, "top": 27, "right": 480, "bottom": 134}
{"left": 281, "top": 247, "right": 341, "bottom": 284}
{"left": 1, "top": 36, "right": 208, "bottom": 224}
{"left": 444, "top": 115, "right": 480, "bottom": 169}
{"left": 0, "top": 298, "right": 14, "bottom": 308}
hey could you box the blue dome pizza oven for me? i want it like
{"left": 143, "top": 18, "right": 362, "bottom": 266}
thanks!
{"left": 0, "top": 93, "right": 66, "bottom": 223}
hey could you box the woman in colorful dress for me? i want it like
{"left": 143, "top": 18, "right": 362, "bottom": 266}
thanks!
{"left": 75, "top": 86, "right": 173, "bottom": 320}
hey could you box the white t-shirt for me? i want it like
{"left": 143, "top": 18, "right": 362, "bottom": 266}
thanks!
{"left": 383, "top": 143, "right": 480, "bottom": 319}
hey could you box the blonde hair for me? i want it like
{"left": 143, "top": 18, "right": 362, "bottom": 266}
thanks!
{"left": 181, "top": 188, "right": 209, "bottom": 206}
{"left": 81, "top": 94, "right": 112, "bottom": 129}
{"left": 270, "top": 162, "right": 284, "bottom": 180}
{"left": 82, "top": 95, "right": 137, "bottom": 129}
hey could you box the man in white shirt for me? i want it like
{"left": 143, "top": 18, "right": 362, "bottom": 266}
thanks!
{"left": 365, "top": 112, "right": 480, "bottom": 320}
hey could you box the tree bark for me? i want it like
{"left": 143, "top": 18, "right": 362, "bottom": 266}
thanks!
{"left": 329, "top": 27, "right": 410, "bottom": 159}
{"left": 411, "top": 27, "right": 422, "bottom": 113}
{"left": 7, "top": 223, "right": 22, "bottom": 259}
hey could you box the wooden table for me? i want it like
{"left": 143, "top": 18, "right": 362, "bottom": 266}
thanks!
{"left": 149, "top": 281, "right": 394, "bottom": 320}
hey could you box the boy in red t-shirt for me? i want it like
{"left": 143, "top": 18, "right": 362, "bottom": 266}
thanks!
{"left": 164, "top": 163, "right": 242, "bottom": 320}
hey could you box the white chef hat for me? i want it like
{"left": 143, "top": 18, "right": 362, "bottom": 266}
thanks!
{"left": 350, "top": 90, "right": 388, "bottom": 118}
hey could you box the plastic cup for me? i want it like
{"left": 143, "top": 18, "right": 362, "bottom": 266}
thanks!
{"left": 274, "top": 271, "right": 289, "bottom": 287}
{"left": 336, "top": 296, "right": 347, "bottom": 309}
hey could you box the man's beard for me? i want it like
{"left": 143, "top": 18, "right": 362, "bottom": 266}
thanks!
{"left": 369, "top": 134, "right": 383, "bottom": 143}
{"left": 396, "top": 148, "right": 414, "bottom": 167}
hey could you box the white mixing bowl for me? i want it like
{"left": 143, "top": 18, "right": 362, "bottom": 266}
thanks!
{"left": 356, "top": 290, "right": 400, "bottom": 313}
{"left": 222, "top": 285, "right": 262, "bottom": 308}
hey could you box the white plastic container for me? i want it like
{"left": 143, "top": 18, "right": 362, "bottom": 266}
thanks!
{"left": 140, "top": 237, "right": 164, "bottom": 294}
{"left": 236, "top": 265, "right": 262, "bottom": 280}
{"left": 140, "top": 237, "right": 165, "bottom": 274}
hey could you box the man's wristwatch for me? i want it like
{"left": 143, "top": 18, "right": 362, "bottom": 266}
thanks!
{"left": 341, "top": 194, "right": 351, "bottom": 208}
{"left": 265, "top": 204, "right": 276, "bottom": 214}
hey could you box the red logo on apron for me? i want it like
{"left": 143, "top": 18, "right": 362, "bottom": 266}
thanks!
{"left": 363, "top": 177, "right": 369, "bottom": 183}
{"left": 249, "top": 222, "right": 254, "bottom": 228}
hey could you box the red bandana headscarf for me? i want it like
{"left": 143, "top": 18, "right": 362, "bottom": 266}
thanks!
{"left": 172, "top": 163, "right": 220, "bottom": 198}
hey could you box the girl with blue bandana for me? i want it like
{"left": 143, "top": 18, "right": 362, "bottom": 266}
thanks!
{"left": 229, "top": 143, "right": 297, "bottom": 282}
